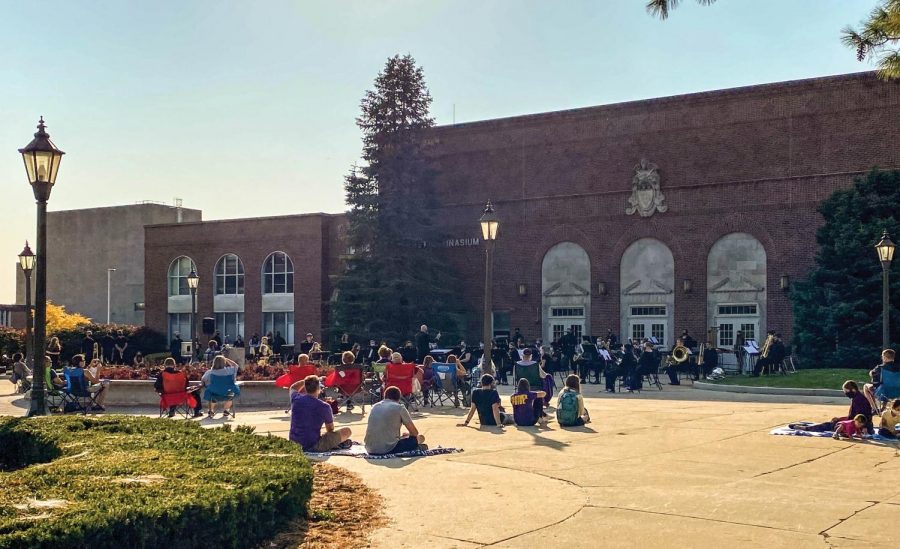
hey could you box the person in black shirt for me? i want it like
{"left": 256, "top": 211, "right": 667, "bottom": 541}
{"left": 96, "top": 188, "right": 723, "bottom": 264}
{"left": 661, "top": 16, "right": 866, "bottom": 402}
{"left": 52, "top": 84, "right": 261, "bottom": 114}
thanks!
{"left": 273, "top": 331, "right": 286, "bottom": 358}
{"left": 299, "top": 333, "right": 315, "bottom": 355}
{"left": 339, "top": 333, "right": 352, "bottom": 353}
{"left": 698, "top": 341, "right": 719, "bottom": 379}
{"left": 233, "top": 334, "right": 245, "bottom": 348}
{"left": 605, "top": 329, "right": 619, "bottom": 348}
{"left": 211, "top": 331, "right": 223, "bottom": 348}
{"left": 633, "top": 341, "right": 658, "bottom": 390}
{"left": 559, "top": 329, "right": 577, "bottom": 373}
{"left": 415, "top": 324, "right": 440, "bottom": 362}
{"left": 511, "top": 328, "right": 525, "bottom": 347}
{"left": 607, "top": 343, "right": 637, "bottom": 392}
{"left": 458, "top": 374, "right": 507, "bottom": 427}
{"left": 81, "top": 331, "right": 97, "bottom": 363}
{"left": 113, "top": 330, "right": 129, "bottom": 365}
{"left": 681, "top": 330, "right": 698, "bottom": 350}
{"left": 100, "top": 331, "right": 116, "bottom": 364}
{"left": 170, "top": 332, "right": 184, "bottom": 365}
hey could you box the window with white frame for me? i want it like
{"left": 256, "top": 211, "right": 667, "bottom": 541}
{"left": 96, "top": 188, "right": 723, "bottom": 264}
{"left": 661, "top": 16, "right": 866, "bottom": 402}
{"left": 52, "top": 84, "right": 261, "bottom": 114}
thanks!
{"left": 263, "top": 252, "right": 294, "bottom": 294}
{"left": 215, "top": 312, "right": 245, "bottom": 343}
{"left": 168, "top": 313, "right": 192, "bottom": 341}
{"left": 263, "top": 312, "right": 294, "bottom": 344}
{"left": 168, "top": 256, "right": 195, "bottom": 297}
{"left": 215, "top": 254, "right": 245, "bottom": 295}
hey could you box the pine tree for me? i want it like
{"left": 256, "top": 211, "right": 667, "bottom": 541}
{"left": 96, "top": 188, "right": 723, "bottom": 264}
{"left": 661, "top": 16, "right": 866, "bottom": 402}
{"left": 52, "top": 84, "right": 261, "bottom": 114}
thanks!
{"left": 792, "top": 169, "right": 900, "bottom": 367}
{"left": 331, "top": 55, "right": 468, "bottom": 345}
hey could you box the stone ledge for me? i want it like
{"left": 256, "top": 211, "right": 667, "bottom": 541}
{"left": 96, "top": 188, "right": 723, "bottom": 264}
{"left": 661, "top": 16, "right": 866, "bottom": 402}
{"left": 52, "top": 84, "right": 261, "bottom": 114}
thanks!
{"left": 102, "top": 379, "right": 290, "bottom": 407}
{"left": 693, "top": 381, "right": 843, "bottom": 397}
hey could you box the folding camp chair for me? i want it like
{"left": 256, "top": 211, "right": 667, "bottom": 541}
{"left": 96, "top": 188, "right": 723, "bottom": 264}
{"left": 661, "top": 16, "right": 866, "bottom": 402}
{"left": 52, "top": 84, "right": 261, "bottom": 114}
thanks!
{"left": 514, "top": 361, "right": 554, "bottom": 405}
{"left": 204, "top": 370, "right": 241, "bottom": 418}
{"left": 44, "top": 367, "right": 66, "bottom": 413}
{"left": 430, "top": 362, "right": 468, "bottom": 407}
{"left": 364, "top": 362, "right": 387, "bottom": 405}
{"left": 275, "top": 364, "right": 318, "bottom": 389}
{"left": 876, "top": 369, "right": 900, "bottom": 412}
{"left": 323, "top": 364, "right": 365, "bottom": 412}
{"left": 383, "top": 362, "right": 417, "bottom": 410}
{"left": 63, "top": 367, "right": 101, "bottom": 414}
{"left": 158, "top": 370, "right": 199, "bottom": 419}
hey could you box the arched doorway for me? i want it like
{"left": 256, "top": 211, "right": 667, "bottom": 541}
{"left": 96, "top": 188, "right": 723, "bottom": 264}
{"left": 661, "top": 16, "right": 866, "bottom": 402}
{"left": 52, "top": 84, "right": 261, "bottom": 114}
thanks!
{"left": 542, "top": 242, "right": 591, "bottom": 343}
{"left": 620, "top": 238, "right": 675, "bottom": 348}
{"left": 707, "top": 233, "right": 767, "bottom": 352}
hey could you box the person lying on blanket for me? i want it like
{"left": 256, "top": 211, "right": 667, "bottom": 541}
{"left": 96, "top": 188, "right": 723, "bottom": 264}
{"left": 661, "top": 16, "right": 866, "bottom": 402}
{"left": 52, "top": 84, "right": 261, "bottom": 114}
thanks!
{"left": 832, "top": 414, "right": 868, "bottom": 440}
{"left": 290, "top": 375, "right": 352, "bottom": 452}
{"left": 364, "top": 385, "right": 427, "bottom": 454}
{"left": 790, "top": 381, "right": 874, "bottom": 434}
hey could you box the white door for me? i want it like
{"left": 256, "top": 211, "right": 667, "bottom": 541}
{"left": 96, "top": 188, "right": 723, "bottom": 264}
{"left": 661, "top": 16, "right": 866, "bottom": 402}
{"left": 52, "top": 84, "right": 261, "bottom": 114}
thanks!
{"left": 628, "top": 320, "right": 667, "bottom": 348}
{"left": 548, "top": 321, "right": 585, "bottom": 344}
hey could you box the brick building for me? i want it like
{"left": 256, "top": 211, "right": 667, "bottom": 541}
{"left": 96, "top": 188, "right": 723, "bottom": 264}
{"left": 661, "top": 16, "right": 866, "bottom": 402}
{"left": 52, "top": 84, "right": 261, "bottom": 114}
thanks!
{"left": 144, "top": 72, "right": 900, "bottom": 351}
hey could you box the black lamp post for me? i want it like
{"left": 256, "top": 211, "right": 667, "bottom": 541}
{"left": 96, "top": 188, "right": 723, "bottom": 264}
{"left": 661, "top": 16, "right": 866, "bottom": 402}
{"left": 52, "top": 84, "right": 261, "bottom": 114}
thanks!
{"left": 19, "top": 117, "right": 64, "bottom": 417}
{"left": 187, "top": 268, "right": 199, "bottom": 359}
{"left": 479, "top": 200, "right": 499, "bottom": 375}
{"left": 875, "top": 231, "right": 896, "bottom": 350}
{"left": 18, "top": 242, "right": 35, "bottom": 371}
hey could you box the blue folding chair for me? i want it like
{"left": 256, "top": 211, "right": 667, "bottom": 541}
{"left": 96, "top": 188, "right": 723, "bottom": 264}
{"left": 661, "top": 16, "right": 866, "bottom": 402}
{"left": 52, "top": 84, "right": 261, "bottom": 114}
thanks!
{"left": 63, "top": 367, "right": 100, "bottom": 414}
{"left": 204, "top": 370, "right": 241, "bottom": 417}
{"left": 876, "top": 368, "right": 900, "bottom": 410}
{"left": 431, "top": 362, "right": 468, "bottom": 407}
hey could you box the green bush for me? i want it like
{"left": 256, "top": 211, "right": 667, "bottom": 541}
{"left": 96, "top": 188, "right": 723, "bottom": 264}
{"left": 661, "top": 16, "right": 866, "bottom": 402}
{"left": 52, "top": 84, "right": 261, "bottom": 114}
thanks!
{"left": 0, "top": 328, "right": 24, "bottom": 358}
{"left": 54, "top": 324, "right": 168, "bottom": 364}
{"left": 0, "top": 416, "right": 313, "bottom": 549}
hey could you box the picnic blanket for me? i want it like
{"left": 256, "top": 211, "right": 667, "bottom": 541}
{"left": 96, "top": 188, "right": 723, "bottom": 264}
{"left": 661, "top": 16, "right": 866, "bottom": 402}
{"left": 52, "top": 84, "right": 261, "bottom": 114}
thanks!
{"left": 771, "top": 423, "right": 899, "bottom": 442}
{"left": 304, "top": 441, "right": 464, "bottom": 460}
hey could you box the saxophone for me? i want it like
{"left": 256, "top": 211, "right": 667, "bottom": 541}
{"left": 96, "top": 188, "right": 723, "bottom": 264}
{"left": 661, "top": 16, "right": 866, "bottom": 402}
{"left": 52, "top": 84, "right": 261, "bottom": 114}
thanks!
{"left": 760, "top": 334, "right": 775, "bottom": 359}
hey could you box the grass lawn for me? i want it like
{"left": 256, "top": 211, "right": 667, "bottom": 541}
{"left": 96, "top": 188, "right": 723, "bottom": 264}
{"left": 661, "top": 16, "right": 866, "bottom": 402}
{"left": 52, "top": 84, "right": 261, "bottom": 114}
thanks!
{"left": 708, "top": 368, "right": 870, "bottom": 389}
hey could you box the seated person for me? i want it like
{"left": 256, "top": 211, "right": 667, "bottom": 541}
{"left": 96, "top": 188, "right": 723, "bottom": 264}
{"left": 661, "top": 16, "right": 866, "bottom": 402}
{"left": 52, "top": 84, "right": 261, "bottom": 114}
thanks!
{"left": 864, "top": 349, "right": 898, "bottom": 412}
{"left": 201, "top": 355, "right": 240, "bottom": 417}
{"left": 289, "top": 375, "right": 351, "bottom": 452}
{"left": 832, "top": 414, "right": 868, "bottom": 440}
{"left": 631, "top": 342, "right": 657, "bottom": 390}
{"left": 154, "top": 357, "right": 203, "bottom": 418}
{"left": 664, "top": 338, "right": 690, "bottom": 385}
{"left": 10, "top": 353, "right": 31, "bottom": 393}
{"left": 364, "top": 385, "right": 426, "bottom": 454}
{"left": 606, "top": 344, "right": 636, "bottom": 393}
{"left": 74, "top": 355, "right": 107, "bottom": 411}
{"left": 791, "top": 381, "right": 874, "bottom": 433}
{"left": 511, "top": 378, "right": 547, "bottom": 427}
{"left": 879, "top": 399, "right": 900, "bottom": 439}
{"left": 557, "top": 374, "right": 591, "bottom": 427}
{"left": 459, "top": 374, "right": 508, "bottom": 428}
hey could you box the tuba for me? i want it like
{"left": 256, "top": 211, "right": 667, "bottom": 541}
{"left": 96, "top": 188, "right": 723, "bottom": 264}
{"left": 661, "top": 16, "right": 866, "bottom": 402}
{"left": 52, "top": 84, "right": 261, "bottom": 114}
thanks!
{"left": 667, "top": 344, "right": 689, "bottom": 365}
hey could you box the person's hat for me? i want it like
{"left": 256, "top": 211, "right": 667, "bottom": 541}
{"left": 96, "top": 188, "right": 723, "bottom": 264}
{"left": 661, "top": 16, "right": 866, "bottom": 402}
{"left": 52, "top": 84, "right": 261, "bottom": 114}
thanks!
{"left": 306, "top": 332, "right": 313, "bottom": 337}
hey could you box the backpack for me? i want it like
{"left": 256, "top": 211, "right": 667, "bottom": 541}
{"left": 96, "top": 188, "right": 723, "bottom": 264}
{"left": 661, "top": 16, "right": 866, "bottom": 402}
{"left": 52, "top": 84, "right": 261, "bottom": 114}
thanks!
{"left": 556, "top": 389, "right": 580, "bottom": 426}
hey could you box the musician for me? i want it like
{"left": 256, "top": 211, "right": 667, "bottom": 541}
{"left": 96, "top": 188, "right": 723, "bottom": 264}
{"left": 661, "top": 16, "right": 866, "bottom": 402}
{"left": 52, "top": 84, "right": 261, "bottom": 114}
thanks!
{"left": 81, "top": 330, "right": 98, "bottom": 363}
{"left": 400, "top": 341, "right": 418, "bottom": 363}
{"left": 458, "top": 342, "right": 475, "bottom": 371}
{"left": 606, "top": 343, "right": 635, "bottom": 392}
{"left": 605, "top": 329, "right": 619, "bottom": 348}
{"left": 100, "top": 331, "right": 116, "bottom": 364}
{"left": 363, "top": 340, "right": 379, "bottom": 364}
{"left": 575, "top": 337, "right": 601, "bottom": 384}
{"left": 631, "top": 341, "right": 658, "bottom": 390}
{"left": 559, "top": 328, "right": 577, "bottom": 373}
{"left": 734, "top": 330, "right": 746, "bottom": 373}
{"left": 415, "top": 324, "right": 441, "bottom": 362}
{"left": 752, "top": 331, "right": 785, "bottom": 376}
{"left": 681, "top": 330, "right": 698, "bottom": 350}
{"left": 170, "top": 332, "right": 184, "bottom": 365}
{"left": 698, "top": 340, "right": 719, "bottom": 380}
{"left": 272, "top": 331, "right": 286, "bottom": 359}
{"left": 338, "top": 333, "right": 352, "bottom": 353}
{"left": 512, "top": 328, "right": 525, "bottom": 347}
{"left": 299, "top": 333, "right": 316, "bottom": 355}
{"left": 665, "top": 338, "right": 687, "bottom": 385}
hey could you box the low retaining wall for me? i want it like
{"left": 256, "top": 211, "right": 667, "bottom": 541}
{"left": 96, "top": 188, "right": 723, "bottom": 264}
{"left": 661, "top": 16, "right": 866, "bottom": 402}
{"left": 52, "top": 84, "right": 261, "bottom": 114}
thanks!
{"left": 104, "top": 380, "right": 290, "bottom": 408}
{"left": 693, "top": 381, "right": 843, "bottom": 398}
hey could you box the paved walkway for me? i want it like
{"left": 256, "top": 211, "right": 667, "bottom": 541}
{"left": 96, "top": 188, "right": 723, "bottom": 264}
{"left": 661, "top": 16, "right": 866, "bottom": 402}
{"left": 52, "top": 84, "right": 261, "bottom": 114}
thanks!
{"left": 2, "top": 383, "right": 898, "bottom": 548}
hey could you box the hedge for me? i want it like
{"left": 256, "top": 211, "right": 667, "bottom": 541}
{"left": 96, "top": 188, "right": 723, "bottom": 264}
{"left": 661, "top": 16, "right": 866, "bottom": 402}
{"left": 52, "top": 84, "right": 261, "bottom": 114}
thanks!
{"left": 0, "top": 416, "right": 313, "bottom": 549}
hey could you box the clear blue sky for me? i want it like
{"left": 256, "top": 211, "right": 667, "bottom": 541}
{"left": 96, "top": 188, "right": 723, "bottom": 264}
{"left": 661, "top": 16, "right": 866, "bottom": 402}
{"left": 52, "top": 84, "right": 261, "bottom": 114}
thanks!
{"left": 0, "top": 0, "right": 881, "bottom": 303}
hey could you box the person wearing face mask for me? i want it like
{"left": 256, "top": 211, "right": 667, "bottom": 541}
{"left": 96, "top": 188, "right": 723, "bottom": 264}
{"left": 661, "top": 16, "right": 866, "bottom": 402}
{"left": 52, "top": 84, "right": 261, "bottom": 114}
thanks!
{"left": 790, "top": 380, "right": 874, "bottom": 434}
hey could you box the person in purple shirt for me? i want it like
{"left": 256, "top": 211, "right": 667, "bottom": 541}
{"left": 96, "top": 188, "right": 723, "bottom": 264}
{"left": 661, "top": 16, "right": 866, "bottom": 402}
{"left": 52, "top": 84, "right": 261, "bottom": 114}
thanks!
{"left": 289, "top": 375, "right": 352, "bottom": 452}
{"left": 791, "top": 380, "right": 874, "bottom": 434}
{"left": 510, "top": 378, "right": 548, "bottom": 427}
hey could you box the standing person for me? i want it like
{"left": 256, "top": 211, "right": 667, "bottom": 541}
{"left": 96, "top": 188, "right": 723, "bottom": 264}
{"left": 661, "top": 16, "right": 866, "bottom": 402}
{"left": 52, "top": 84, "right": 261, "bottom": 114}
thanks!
{"left": 364, "top": 386, "right": 426, "bottom": 454}
{"left": 273, "top": 331, "right": 286, "bottom": 361}
{"left": 211, "top": 331, "right": 223, "bottom": 348}
{"left": 458, "top": 374, "right": 508, "bottom": 428}
{"left": 46, "top": 336, "right": 62, "bottom": 369}
{"left": 299, "top": 333, "right": 316, "bottom": 355}
{"left": 81, "top": 330, "right": 97, "bottom": 363}
{"left": 170, "top": 332, "right": 184, "bottom": 365}
{"left": 557, "top": 374, "right": 591, "bottom": 427}
{"left": 605, "top": 329, "right": 619, "bottom": 348}
{"left": 864, "top": 349, "right": 898, "bottom": 412}
{"left": 511, "top": 328, "right": 525, "bottom": 347}
{"left": 511, "top": 378, "right": 548, "bottom": 427}
{"left": 559, "top": 328, "right": 577, "bottom": 374}
{"left": 289, "top": 375, "right": 352, "bottom": 452}
{"left": 100, "top": 331, "right": 116, "bottom": 364}
{"left": 415, "top": 324, "right": 441, "bottom": 362}
{"left": 681, "top": 330, "right": 698, "bottom": 350}
{"left": 113, "top": 330, "right": 129, "bottom": 365}
{"left": 339, "top": 333, "right": 352, "bottom": 353}
{"left": 248, "top": 333, "right": 261, "bottom": 361}
{"left": 734, "top": 330, "right": 746, "bottom": 374}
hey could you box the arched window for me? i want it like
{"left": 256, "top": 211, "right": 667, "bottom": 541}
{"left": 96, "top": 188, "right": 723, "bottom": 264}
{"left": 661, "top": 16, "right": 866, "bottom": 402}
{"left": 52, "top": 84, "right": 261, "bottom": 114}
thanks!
{"left": 263, "top": 252, "right": 294, "bottom": 294}
{"left": 620, "top": 239, "right": 674, "bottom": 347}
{"left": 215, "top": 254, "right": 245, "bottom": 295}
{"left": 167, "top": 256, "right": 195, "bottom": 297}
{"left": 542, "top": 242, "right": 591, "bottom": 344}
{"left": 707, "top": 233, "right": 767, "bottom": 356}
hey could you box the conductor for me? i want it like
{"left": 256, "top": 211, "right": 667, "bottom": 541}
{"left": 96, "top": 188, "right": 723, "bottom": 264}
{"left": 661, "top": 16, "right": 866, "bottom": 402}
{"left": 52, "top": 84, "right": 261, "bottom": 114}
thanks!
{"left": 415, "top": 324, "right": 441, "bottom": 362}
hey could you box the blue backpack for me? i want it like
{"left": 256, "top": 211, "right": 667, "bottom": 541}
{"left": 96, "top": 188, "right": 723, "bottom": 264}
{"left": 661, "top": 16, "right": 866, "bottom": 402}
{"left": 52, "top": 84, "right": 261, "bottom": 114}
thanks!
{"left": 556, "top": 389, "right": 580, "bottom": 426}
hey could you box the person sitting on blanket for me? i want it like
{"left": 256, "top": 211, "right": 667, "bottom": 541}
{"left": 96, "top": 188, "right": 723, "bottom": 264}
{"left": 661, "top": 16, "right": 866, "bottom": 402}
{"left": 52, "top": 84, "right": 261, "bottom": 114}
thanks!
{"left": 511, "top": 378, "right": 548, "bottom": 427}
{"left": 790, "top": 381, "right": 874, "bottom": 434}
{"left": 289, "top": 375, "right": 352, "bottom": 452}
{"left": 459, "top": 374, "right": 509, "bottom": 428}
{"left": 832, "top": 414, "right": 868, "bottom": 440}
{"left": 364, "top": 385, "right": 427, "bottom": 454}
{"left": 557, "top": 374, "right": 591, "bottom": 427}
{"left": 879, "top": 399, "right": 900, "bottom": 439}
{"left": 864, "top": 349, "right": 898, "bottom": 413}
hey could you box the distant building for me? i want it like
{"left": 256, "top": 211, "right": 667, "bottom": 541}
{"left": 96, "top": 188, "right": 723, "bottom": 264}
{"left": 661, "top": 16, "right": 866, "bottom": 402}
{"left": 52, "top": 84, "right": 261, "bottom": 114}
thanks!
{"left": 0, "top": 304, "right": 26, "bottom": 330}
{"left": 15, "top": 202, "right": 201, "bottom": 326}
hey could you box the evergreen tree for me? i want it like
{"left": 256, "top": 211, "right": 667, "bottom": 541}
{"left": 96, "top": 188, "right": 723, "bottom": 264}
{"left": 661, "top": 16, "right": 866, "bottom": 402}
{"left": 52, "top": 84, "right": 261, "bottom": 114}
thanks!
{"left": 792, "top": 169, "right": 900, "bottom": 367}
{"left": 331, "top": 55, "right": 468, "bottom": 345}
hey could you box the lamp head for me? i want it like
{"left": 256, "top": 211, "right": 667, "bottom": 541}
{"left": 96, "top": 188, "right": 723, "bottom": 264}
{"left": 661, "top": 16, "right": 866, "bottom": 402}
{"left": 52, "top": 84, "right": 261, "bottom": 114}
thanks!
{"left": 479, "top": 200, "right": 499, "bottom": 241}
{"left": 18, "top": 241, "right": 35, "bottom": 273}
{"left": 18, "top": 117, "right": 65, "bottom": 193}
{"left": 875, "top": 230, "right": 895, "bottom": 265}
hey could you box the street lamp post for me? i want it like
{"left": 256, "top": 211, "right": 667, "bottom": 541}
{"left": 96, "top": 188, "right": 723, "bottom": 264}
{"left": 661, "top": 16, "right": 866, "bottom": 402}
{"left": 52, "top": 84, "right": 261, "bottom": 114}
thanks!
{"left": 875, "top": 231, "right": 896, "bottom": 350}
{"left": 187, "top": 269, "right": 199, "bottom": 359}
{"left": 18, "top": 243, "right": 35, "bottom": 370}
{"left": 479, "top": 200, "right": 499, "bottom": 375}
{"left": 19, "top": 117, "right": 65, "bottom": 417}
{"left": 107, "top": 268, "right": 117, "bottom": 324}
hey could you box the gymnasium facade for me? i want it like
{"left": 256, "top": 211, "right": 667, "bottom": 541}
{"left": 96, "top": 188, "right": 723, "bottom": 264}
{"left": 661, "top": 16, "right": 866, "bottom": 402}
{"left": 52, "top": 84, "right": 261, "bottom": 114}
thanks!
{"left": 144, "top": 72, "right": 900, "bottom": 349}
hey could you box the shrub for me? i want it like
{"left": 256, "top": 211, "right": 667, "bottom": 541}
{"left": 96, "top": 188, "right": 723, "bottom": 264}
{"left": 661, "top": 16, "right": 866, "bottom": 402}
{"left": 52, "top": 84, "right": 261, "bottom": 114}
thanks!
{"left": 0, "top": 328, "right": 24, "bottom": 358}
{"left": 54, "top": 324, "right": 168, "bottom": 364}
{"left": 0, "top": 416, "right": 313, "bottom": 549}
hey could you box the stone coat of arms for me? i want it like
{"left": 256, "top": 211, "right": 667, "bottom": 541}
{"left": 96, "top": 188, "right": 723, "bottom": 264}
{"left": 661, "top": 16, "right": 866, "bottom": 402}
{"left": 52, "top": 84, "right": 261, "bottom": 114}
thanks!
{"left": 625, "top": 159, "right": 667, "bottom": 217}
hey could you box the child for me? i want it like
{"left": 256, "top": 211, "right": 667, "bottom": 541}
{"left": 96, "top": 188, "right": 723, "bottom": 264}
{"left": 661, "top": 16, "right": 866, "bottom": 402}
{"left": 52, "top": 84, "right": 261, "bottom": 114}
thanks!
{"left": 879, "top": 399, "right": 900, "bottom": 439}
{"left": 556, "top": 374, "right": 591, "bottom": 427}
{"left": 511, "top": 378, "right": 548, "bottom": 427}
{"left": 832, "top": 414, "right": 868, "bottom": 440}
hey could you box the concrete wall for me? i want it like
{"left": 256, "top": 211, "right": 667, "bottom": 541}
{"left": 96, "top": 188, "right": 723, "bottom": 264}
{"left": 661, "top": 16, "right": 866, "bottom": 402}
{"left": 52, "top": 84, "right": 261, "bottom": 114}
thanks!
{"left": 15, "top": 203, "right": 201, "bottom": 326}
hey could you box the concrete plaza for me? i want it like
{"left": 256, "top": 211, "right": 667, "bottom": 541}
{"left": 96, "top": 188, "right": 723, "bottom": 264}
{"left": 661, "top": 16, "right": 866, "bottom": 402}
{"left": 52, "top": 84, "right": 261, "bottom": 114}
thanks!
{"left": 2, "top": 383, "right": 898, "bottom": 548}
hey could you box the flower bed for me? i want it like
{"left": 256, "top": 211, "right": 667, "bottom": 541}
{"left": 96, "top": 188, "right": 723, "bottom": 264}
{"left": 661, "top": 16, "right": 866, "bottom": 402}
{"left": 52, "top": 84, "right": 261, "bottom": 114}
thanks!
{"left": 0, "top": 416, "right": 313, "bottom": 549}
{"left": 98, "top": 363, "right": 334, "bottom": 382}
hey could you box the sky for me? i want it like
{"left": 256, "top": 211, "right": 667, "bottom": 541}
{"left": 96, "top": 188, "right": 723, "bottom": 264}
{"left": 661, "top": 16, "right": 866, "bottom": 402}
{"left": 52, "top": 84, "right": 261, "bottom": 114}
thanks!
{"left": 0, "top": 0, "right": 882, "bottom": 303}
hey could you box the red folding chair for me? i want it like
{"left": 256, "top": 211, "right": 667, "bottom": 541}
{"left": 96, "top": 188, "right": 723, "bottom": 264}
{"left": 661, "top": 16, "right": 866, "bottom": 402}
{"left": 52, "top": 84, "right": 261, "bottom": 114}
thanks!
{"left": 158, "top": 370, "right": 198, "bottom": 419}
{"left": 324, "top": 364, "right": 365, "bottom": 412}
{"left": 275, "top": 364, "right": 318, "bottom": 389}
{"left": 384, "top": 362, "right": 417, "bottom": 409}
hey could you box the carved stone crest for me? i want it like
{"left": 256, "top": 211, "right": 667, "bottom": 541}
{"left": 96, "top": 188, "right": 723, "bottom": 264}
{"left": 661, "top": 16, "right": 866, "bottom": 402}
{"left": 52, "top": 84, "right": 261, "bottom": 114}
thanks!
{"left": 625, "top": 159, "right": 667, "bottom": 217}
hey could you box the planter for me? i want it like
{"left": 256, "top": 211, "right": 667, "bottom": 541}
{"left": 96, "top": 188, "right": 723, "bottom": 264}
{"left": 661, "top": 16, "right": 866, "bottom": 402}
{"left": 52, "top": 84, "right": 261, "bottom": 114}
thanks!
{"left": 103, "top": 379, "right": 290, "bottom": 408}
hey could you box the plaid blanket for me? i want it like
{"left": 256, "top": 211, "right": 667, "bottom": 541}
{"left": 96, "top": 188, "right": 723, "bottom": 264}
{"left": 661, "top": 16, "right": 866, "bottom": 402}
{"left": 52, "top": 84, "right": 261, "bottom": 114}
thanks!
{"left": 771, "top": 423, "right": 898, "bottom": 442}
{"left": 304, "top": 441, "right": 463, "bottom": 459}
